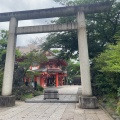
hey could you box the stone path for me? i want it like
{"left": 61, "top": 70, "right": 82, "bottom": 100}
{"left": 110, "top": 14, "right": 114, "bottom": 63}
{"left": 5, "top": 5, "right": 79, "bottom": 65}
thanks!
{"left": 0, "top": 85, "right": 113, "bottom": 120}
{"left": 26, "top": 85, "right": 79, "bottom": 103}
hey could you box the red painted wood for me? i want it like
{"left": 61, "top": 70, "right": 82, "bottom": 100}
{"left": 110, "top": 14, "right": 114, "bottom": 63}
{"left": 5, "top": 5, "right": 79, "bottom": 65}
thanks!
{"left": 34, "top": 76, "right": 38, "bottom": 82}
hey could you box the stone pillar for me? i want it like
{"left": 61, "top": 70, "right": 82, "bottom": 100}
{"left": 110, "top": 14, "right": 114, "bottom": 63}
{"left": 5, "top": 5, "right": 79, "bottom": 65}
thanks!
{"left": 77, "top": 11, "right": 92, "bottom": 96}
{"left": 77, "top": 12, "right": 98, "bottom": 109}
{"left": 2, "top": 17, "right": 18, "bottom": 96}
{"left": 56, "top": 73, "right": 58, "bottom": 87}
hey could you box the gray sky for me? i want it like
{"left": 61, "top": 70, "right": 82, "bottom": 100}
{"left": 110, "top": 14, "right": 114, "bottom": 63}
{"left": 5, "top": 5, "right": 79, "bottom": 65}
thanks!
{"left": 0, "top": 0, "right": 62, "bottom": 46}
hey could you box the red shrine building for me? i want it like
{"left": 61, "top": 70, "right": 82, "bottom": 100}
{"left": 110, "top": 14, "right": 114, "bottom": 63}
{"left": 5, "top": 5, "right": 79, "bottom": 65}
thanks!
{"left": 29, "top": 50, "right": 67, "bottom": 88}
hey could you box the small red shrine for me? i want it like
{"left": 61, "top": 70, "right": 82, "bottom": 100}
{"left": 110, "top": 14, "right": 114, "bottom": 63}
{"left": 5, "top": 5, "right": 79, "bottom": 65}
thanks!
{"left": 29, "top": 50, "right": 67, "bottom": 88}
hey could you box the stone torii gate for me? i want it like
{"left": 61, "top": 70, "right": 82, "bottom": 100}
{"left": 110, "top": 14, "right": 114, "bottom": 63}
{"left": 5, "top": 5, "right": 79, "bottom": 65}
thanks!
{"left": 0, "top": 1, "right": 111, "bottom": 107}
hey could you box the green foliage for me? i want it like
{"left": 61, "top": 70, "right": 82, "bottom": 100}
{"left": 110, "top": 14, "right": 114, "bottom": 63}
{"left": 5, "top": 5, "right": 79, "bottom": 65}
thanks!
{"left": 92, "top": 43, "right": 120, "bottom": 97}
{"left": 51, "top": 49, "right": 60, "bottom": 55}
{"left": 117, "top": 102, "right": 120, "bottom": 115}
{"left": 43, "top": 31, "right": 78, "bottom": 59}
{"left": 13, "top": 51, "right": 48, "bottom": 87}
{"left": 67, "top": 60, "right": 80, "bottom": 80}
{"left": 37, "top": 84, "right": 44, "bottom": 91}
{"left": 116, "top": 88, "right": 120, "bottom": 115}
{"left": 20, "top": 94, "right": 33, "bottom": 101}
{"left": 13, "top": 85, "right": 34, "bottom": 99}
{"left": 13, "top": 66, "right": 25, "bottom": 87}
{"left": 117, "top": 87, "right": 120, "bottom": 98}
{"left": 95, "top": 43, "right": 120, "bottom": 72}
{"left": 0, "top": 30, "right": 8, "bottom": 92}
{"left": 54, "top": 0, "right": 112, "bottom": 6}
{"left": 0, "top": 30, "right": 8, "bottom": 40}
{"left": 12, "top": 84, "right": 43, "bottom": 101}
{"left": 0, "top": 30, "right": 22, "bottom": 69}
{"left": 19, "top": 51, "right": 48, "bottom": 70}
{"left": 42, "top": 0, "right": 120, "bottom": 59}
{"left": 25, "top": 70, "right": 34, "bottom": 78}
{"left": 32, "top": 91, "right": 42, "bottom": 97}
{"left": 0, "top": 30, "right": 8, "bottom": 68}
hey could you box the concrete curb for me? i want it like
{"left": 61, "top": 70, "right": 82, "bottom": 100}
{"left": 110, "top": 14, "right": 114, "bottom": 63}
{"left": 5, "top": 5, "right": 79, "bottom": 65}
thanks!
{"left": 99, "top": 103, "right": 114, "bottom": 120}
{"left": 25, "top": 100, "right": 79, "bottom": 103}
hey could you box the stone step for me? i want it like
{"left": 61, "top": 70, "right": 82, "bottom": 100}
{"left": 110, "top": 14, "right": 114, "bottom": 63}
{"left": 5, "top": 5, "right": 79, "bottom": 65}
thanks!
{"left": 25, "top": 100, "right": 79, "bottom": 103}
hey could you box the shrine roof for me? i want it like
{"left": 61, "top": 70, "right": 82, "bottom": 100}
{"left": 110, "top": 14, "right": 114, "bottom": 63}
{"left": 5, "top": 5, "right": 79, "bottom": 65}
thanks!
{"left": 41, "top": 50, "right": 68, "bottom": 66}
{"left": 47, "top": 56, "right": 57, "bottom": 60}
{"left": 33, "top": 68, "right": 47, "bottom": 72}
{"left": 47, "top": 68, "right": 62, "bottom": 73}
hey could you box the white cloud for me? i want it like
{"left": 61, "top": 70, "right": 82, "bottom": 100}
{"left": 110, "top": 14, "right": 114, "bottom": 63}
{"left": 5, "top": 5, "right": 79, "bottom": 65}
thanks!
{"left": 0, "top": 0, "right": 62, "bottom": 46}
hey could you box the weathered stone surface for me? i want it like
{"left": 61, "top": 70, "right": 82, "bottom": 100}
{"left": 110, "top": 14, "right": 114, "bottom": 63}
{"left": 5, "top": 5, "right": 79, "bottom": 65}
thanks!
{"left": 44, "top": 89, "right": 59, "bottom": 100}
{"left": 0, "top": 1, "right": 111, "bottom": 22}
{"left": 77, "top": 11, "right": 92, "bottom": 96}
{"left": 16, "top": 23, "right": 77, "bottom": 34}
{"left": 0, "top": 95, "right": 15, "bottom": 107}
{"left": 0, "top": 86, "right": 113, "bottom": 120}
{"left": 79, "top": 96, "right": 98, "bottom": 109}
{"left": 2, "top": 17, "right": 18, "bottom": 96}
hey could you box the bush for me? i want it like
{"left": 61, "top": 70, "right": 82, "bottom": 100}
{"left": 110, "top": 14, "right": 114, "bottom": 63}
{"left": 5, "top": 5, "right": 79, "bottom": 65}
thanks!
{"left": 91, "top": 63, "right": 120, "bottom": 98}
{"left": 92, "top": 43, "right": 120, "bottom": 98}
{"left": 116, "top": 88, "right": 120, "bottom": 115}
{"left": 116, "top": 102, "right": 120, "bottom": 115}
{"left": 20, "top": 93, "right": 33, "bottom": 101}
{"left": 37, "top": 84, "right": 44, "bottom": 91}
{"left": 12, "top": 85, "right": 34, "bottom": 100}
{"left": 12, "top": 84, "right": 44, "bottom": 101}
{"left": 117, "top": 87, "right": 120, "bottom": 98}
{"left": 33, "top": 91, "right": 42, "bottom": 96}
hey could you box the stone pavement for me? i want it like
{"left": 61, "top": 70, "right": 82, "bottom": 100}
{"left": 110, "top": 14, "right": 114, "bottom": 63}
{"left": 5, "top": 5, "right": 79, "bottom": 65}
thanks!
{"left": 26, "top": 85, "right": 79, "bottom": 103}
{"left": 0, "top": 85, "right": 113, "bottom": 120}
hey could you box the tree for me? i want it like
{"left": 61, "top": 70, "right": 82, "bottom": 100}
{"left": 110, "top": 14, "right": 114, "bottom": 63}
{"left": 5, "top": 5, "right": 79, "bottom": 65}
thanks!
{"left": 94, "top": 43, "right": 120, "bottom": 72}
{"left": 13, "top": 50, "right": 48, "bottom": 86}
{"left": 92, "top": 42, "right": 120, "bottom": 97}
{"left": 0, "top": 30, "right": 8, "bottom": 68}
{"left": 66, "top": 60, "right": 80, "bottom": 81}
{"left": 42, "top": 0, "right": 120, "bottom": 59}
{"left": 0, "top": 30, "right": 22, "bottom": 68}
{"left": 54, "top": 0, "right": 112, "bottom": 5}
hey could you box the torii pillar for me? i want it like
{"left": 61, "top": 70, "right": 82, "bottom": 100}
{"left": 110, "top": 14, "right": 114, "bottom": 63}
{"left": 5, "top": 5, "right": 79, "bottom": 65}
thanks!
{"left": 0, "top": 17, "right": 17, "bottom": 107}
{"left": 77, "top": 11, "right": 97, "bottom": 108}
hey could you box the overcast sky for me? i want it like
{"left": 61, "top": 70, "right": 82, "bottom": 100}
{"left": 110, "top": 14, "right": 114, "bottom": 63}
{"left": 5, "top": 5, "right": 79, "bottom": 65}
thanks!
{"left": 0, "top": 0, "right": 62, "bottom": 46}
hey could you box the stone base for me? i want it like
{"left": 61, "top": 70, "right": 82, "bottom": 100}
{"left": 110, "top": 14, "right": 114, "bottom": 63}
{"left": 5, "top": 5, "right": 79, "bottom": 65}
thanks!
{"left": 0, "top": 95, "right": 15, "bottom": 107}
{"left": 79, "top": 96, "right": 98, "bottom": 109}
{"left": 44, "top": 89, "right": 59, "bottom": 100}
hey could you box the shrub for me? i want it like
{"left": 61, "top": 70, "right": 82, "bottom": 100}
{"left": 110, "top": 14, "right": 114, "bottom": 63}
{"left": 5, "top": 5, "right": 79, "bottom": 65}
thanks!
{"left": 12, "top": 84, "right": 44, "bottom": 100}
{"left": 116, "top": 88, "right": 120, "bottom": 115}
{"left": 92, "top": 71, "right": 120, "bottom": 98}
{"left": 12, "top": 85, "right": 34, "bottom": 100}
{"left": 33, "top": 91, "right": 42, "bottom": 96}
{"left": 37, "top": 84, "right": 44, "bottom": 91}
{"left": 116, "top": 102, "right": 120, "bottom": 115}
{"left": 117, "top": 87, "right": 120, "bottom": 98}
{"left": 20, "top": 94, "right": 33, "bottom": 101}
